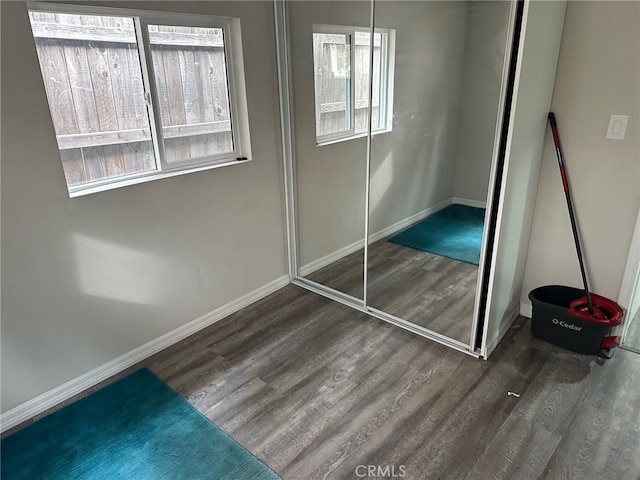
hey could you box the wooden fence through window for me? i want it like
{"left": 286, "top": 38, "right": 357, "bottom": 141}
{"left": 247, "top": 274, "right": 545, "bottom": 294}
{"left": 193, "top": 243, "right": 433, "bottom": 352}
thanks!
{"left": 29, "top": 12, "right": 233, "bottom": 187}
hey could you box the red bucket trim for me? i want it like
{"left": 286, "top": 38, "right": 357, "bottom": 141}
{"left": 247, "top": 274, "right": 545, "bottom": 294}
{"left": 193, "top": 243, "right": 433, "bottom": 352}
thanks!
{"left": 567, "top": 293, "right": 624, "bottom": 325}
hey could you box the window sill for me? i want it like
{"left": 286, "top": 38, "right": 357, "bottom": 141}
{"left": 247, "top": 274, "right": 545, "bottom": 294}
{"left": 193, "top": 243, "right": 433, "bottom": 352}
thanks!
{"left": 68, "top": 157, "right": 251, "bottom": 198}
{"left": 316, "top": 128, "right": 392, "bottom": 147}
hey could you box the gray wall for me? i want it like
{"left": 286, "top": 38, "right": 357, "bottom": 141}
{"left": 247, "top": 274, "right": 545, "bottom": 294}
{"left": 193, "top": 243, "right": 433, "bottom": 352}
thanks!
{"left": 521, "top": 0, "right": 640, "bottom": 307}
{"left": 369, "top": 1, "right": 469, "bottom": 234}
{"left": 453, "top": 1, "right": 511, "bottom": 204}
{"left": 1, "top": 1, "right": 287, "bottom": 412}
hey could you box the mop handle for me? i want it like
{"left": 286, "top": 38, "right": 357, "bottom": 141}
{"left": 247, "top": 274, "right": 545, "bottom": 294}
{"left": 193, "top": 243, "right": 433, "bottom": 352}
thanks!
{"left": 547, "top": 112, "right": 595, "bottom": 316}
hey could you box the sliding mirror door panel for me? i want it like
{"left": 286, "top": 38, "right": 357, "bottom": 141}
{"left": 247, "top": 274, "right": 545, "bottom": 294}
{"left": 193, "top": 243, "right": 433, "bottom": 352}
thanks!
{"left": 367, "top": 1, "right": 513, "bottom": 344}
{"left": 289, "top": 1, "right": 372, "bottom": 300}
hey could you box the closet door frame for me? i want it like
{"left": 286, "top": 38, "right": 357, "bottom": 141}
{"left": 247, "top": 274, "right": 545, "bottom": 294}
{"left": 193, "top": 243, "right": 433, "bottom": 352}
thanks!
{"left": 467, "top": 0, "right": 520, "bottom": 353}
{"left": 479, "top": 0, "right": 567, "bottom": 357}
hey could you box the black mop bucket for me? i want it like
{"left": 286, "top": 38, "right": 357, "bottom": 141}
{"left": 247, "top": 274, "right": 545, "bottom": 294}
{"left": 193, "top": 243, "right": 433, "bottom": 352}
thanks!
{"left": 529, "top": 113, "right": 625, "bottom": 357}
{"left": 529, "top": 285, "right": 623, "bottom": 355}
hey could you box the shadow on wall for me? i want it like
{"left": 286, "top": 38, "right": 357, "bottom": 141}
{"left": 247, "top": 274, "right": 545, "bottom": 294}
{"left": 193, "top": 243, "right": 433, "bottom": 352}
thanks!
{"left": 2, "top": 218, "right": 207, "bottom": 412}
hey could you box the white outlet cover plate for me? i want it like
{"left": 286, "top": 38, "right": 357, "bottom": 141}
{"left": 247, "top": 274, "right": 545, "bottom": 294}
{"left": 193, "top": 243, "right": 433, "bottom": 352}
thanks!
{"left": 606, "top": 114, "right": 629, "bottom": 140}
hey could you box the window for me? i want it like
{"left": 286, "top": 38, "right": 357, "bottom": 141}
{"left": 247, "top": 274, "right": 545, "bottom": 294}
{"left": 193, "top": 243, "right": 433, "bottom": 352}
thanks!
{"left": 28, "top": 4, "right": 251, "bottom": 196}
{"left": 312, "top": 25, "right": 395, "bottom": 145}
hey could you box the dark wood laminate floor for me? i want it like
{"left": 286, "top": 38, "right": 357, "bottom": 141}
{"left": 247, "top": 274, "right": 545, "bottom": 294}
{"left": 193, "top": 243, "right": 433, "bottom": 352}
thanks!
{"left": 8, "top": 285, "right": 640, "bottom": 479}
{"left": 307, "top": 240, "right": 478, "bottom": 345}
{"left": 147, "top": 286, "right": 640, "bottom": 480}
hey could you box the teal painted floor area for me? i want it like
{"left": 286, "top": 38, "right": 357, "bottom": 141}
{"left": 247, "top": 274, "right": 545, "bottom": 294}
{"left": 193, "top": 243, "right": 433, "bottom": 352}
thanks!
{"left": 389, "top": 204, "right": 485, "bottom": 265}
{"left": 1, "top": 369, "right": 281, "bottom": 480}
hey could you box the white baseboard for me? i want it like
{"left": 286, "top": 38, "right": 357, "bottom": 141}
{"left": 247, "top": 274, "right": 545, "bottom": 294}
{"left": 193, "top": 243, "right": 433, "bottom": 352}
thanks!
{"left": 299, "top": 198, "right": 452, "bottom": 277}
{"left": 484, "top": 301, "right": 521, "bottom": 359}
{"left": 520, "top": 302, "right": 533, "bottom": 318}
{"left": 298, "top": 238, "right": 364, "bottom": 277}
{"left": 452, "top": 197, "right": 487, "bottom": 209}
{"left": 0, "top": 275, "right": 290, "bottom": 434}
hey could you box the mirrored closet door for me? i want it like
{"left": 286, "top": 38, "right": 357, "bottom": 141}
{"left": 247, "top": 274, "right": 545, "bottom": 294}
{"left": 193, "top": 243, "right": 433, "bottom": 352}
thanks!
{"left": 366, "top": 1, "right": 514, "bottom": 346}
{"left": 288, "top": 1, "right": 372, "bottom": 302}
{"left": 280, "top": 0, "right": 520, "bottom": 353}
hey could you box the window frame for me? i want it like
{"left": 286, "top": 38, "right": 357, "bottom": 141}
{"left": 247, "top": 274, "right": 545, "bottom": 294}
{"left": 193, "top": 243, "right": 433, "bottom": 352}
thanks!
{"left": 27, "top": 2, "right": 252, "bottom": 197}
{"left": 312, "top": 23, "right": 395, "bottom": 146}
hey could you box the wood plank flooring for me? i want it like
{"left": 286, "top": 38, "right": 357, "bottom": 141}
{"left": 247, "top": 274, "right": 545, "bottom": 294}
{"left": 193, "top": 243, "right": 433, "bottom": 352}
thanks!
{"left": 307, "top": 240, "right": 478, "bottom": 345}
{"left": 7, "top": 285, "right": 640, "bottom": 479}
{"left": 153, "top": 286, "right": 640, "bottom": 479}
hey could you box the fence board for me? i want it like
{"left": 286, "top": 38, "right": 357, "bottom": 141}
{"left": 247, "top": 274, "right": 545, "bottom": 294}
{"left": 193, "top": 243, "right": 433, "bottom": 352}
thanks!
{"left": 108, "top": 44, "right": 147, "bottom": 173}
{"left": 208, "top": 50, "right": 229, "bottom": 122}
{"left": 63, "top": 42, "right": 100, "bottom": 133}
{"left": 82, "top": 146, "right": 107, "bottom": 182}
{"left": 320, "top": 99, "right": 370, "bottom": 114}
{"left": 208, "top": 131, "right": 233, "bottom": 155}
{"left": 198, "top": 49, "right": 232, "bottom": 153}
{"left": 30, "top": 11, "right": 55, "bottom": 22}
{"left": 314, "top": 37, "right": 345, "bottom": 135}
{"left": 180, "top": 47, "right": 206, "bottom": 158}
{"left": 55, "top": 12, "right": 81, "bottom": 26}
{"left": 86, "top": 44, "right": 117, "bottom": 131}
{"left": 162, "top": 46, "right": 190, "bottom": 161}
{"left": 149, "top": 30, "right": 223, "bottom": 48}
{"left": 86, "top": 42, "right": 126, "bottom": 174}
{"left": 35, "top": 40, "right": 78, "bottom": 135}
{"left": 105, "top": 145, "right": 130, "bottom": 177}
{"left": 32, "top": 21, "right": 131, "bottom": 43}
{"left": 108, "top": 45, "right": 136, "bottom": 130}
{"left": 195, "top": 51, "right": 233, "bottom": 154}
{"left": 195, "top": 49, "right": 215, "bottom": 123}
{"left": 125, "top": 141, "right": 156, "bottom": 174}
{"left": 181, "top": 48, "right": 203, "bottom": 124}
{"left": 56, "top": 121, "right": 230, "bottom": 150}
{"left": 123, "top": 42, "right": 152, "bottom": 172}
{"left": 354, "top": 45, "right": 370, "bottom": 130}
{"left": 68, "top": 142, "right": 158, "bottom": 185}
{"left": 125, "top": 45, "right": 149, "bottom": 129}
{"left": 32, "top": 21, "right": 225, "bottom": 47}
{"left": 150, "top": 44, "right": 171, "bottom": 127}
{"left": 59, "top": 148, "right": 87, "bottom": 186}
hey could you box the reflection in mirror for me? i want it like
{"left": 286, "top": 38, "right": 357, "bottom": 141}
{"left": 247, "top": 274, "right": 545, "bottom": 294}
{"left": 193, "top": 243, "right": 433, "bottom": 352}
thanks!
{"left": 367, "top": 1, "right": 513, "bottom": 344}
{"left": 288, "top": 1, "right": 372, "bottom": 300}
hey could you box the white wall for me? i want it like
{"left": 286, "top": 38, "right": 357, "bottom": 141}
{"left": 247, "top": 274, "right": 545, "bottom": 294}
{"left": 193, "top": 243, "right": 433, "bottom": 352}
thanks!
{"left": 521, "top": 1, "right": 640, "bottom": 308}
{"left": 453, "top": 1, "right": 511, "bottom": 204}
{"left": 1, "top": 1, "right": 287, "bottom": 413}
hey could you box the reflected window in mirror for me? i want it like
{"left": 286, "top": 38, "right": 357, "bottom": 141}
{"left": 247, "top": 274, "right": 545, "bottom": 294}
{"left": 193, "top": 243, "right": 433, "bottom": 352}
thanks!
{"left": 312, "top": 25, "right": 395, "bottom": 145}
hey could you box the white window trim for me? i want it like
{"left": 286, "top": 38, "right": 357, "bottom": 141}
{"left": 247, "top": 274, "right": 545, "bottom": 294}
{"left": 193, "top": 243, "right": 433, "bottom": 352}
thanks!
{"left": 312, "top": 24, "right": 395, "bottom": 147}
{"left": 28, "top": 2, "right": 252, "bottom": 197}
